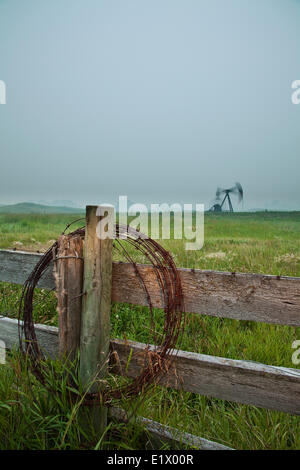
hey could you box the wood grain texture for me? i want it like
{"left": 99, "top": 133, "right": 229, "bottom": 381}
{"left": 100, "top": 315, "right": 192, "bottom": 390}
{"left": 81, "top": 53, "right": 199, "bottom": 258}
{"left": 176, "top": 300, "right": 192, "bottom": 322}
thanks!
{"left": 1, "top": 317, "right": 299, "bottom": 415}
{"left": 79, "top": 206, "right": 113, "bottom": 391}
{"left": 111, "top": 339, "right": 300, "bottom": 415}
{"left": 1, "top": 250, "right": 300, "bottom": 326}
{"left": 0, "top": 316, "right": 58, "bottom": 358}
{"left": 110, "top": 407, "right": 233, "bottom": 450}
{"left": 111, "top": 263, "right": 300, "bottom": 326}
{"left": 54, "top": 234, "right": 83, "bottom": 359}
{"left": 0, "top": 250, "right": 54, "bottom": 289}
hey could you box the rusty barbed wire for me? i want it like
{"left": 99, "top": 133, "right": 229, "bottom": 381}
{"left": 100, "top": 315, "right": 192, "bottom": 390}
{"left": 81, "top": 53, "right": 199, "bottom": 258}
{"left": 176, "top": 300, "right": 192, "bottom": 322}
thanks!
{"left": 18, "top": 224, "right": 185, "bottom": 406}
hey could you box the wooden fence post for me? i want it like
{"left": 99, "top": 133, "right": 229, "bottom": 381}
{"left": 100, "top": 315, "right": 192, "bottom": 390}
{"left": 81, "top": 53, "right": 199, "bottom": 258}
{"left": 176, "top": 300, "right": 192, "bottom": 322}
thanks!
{"left": 55, "top": 234, "right": 83, "bottom": 360}
{"left": 79, "top": 205, "right": 114, "bottom": 434}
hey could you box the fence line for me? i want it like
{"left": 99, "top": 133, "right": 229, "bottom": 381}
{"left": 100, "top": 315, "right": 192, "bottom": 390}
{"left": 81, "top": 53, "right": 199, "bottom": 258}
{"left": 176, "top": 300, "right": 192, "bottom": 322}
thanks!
{"left": 0, "top": 237, "right": 300, "bottom": 451}
{"left": 1, "top": 317, "right": 299, "bottom": 415}
{"left": 0, "top": 316, "right": 233, "bottom": 450}
{"left": 1, "top": 249, "right": 300, "bottom": 326}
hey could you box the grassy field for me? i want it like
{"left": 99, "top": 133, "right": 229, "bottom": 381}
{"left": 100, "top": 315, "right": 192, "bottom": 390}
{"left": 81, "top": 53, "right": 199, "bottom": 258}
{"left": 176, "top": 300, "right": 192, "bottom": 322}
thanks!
{"left": 1, "top": 211, "right": 300, "bottom": 275}
{"left": 0, "top": 211, "right": 300, "bottom": 449}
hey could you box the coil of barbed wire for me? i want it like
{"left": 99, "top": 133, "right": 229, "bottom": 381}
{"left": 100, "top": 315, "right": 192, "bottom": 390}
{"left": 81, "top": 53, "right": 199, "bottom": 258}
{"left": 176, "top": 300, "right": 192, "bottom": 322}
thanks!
{"left": 18, "top": 224, "right": 185, "bottom": 406}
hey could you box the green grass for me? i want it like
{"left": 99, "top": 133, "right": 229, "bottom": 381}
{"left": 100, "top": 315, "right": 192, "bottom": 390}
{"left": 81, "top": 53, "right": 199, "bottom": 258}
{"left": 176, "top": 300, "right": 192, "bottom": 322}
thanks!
{"left": 165, "top": 211, "right": 300, "bottom": 277}
{"left": 0, "top": 352, "right": 164, "bottom": 450}
{"left": 0, "top": 211, "right": 300, "bottom": 449}
{"left": 0, "top": 213, "right": 85, "bottom": 253}
{"left": 1, "top": 211, "right": 299, "bottom": 276}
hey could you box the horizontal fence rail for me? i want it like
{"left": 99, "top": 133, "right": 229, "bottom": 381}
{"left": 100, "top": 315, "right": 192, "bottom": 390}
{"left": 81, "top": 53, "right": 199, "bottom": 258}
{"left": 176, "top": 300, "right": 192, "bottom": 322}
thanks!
{"left": 110, "top": 407, "right": 233, "bottom": 450}
{"left": 1, "top": 249, "right": 300, "bottom": 326}
{"left": 1, "top": 317, "right": 300, "bottom": 415}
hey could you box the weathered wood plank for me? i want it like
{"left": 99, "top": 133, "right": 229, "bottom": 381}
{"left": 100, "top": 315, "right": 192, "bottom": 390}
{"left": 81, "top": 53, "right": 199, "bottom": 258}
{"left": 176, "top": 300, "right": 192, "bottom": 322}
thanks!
{"left": 0, "top": 316, "right": 58, "bottom": 358}
{"left": 55, "top": 234, "right": 83, "bottom": 359}
{"left": 80, "top": 206, "right": 113, "bottom": 390}
{"left": 110, "top": 407, "right": 233, "bottom": 450}
{"left": 0, "top": 250, "right": 54, "bottom": 289}
{"left": 112, "top": 263, "right": 300, "bottom": 327}
{"left": 1, "top": 249, "right": 299, "bottom": 326}
{"left": 111, "top": 339, "right": 300, "bottom": 415}
{"left": 79, "top": 206, "right": 114, "bottom": 435}
{"left": 1, "top": 317, "right": 299, "bottom": 415}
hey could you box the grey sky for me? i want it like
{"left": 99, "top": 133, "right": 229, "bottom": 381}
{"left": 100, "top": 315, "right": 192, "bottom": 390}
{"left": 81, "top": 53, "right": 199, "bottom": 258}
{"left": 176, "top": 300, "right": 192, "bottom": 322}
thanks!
{"left": 0, "top": 0, "right": 299, "bottom": 210}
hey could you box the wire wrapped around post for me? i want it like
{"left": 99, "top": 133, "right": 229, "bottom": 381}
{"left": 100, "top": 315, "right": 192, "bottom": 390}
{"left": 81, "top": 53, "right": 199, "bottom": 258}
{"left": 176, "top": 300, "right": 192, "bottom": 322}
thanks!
{"left": 18, "top": 224, "right": 185, "bottom": 405}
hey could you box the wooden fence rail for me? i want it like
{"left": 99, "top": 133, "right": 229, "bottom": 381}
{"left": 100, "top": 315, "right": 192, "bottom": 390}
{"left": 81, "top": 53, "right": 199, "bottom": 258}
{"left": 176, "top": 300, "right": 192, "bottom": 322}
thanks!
{"left": 1, "top": 249, "right": 300, "bottom": 326}
{"left": 1, "top": 316, "right": 300, "bottom": 415}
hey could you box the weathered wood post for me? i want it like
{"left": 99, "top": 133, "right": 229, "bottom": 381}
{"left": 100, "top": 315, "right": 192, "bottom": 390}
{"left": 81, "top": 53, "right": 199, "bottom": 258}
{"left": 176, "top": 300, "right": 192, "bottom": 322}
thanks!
{"left": 55, "top": 234, "right": 83, "bottom": 360}
{"left": 79, "top": 205, "right": 114, "bottom": 434}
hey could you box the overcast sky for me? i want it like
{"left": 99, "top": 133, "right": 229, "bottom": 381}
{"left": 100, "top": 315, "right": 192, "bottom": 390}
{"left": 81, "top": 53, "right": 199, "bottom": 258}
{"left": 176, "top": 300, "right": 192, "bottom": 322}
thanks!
{"left": 0, "top": 0, "right": 299, "bottom": 210}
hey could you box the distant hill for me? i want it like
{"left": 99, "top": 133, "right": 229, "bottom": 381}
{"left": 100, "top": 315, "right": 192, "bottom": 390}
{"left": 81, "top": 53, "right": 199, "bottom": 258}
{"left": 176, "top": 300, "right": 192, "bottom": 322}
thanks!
{"left": 28, "top": 199, "right": 82, "bottom": 208}
{"left": 0, "top": 202, "right": 83, "bottom": 214}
